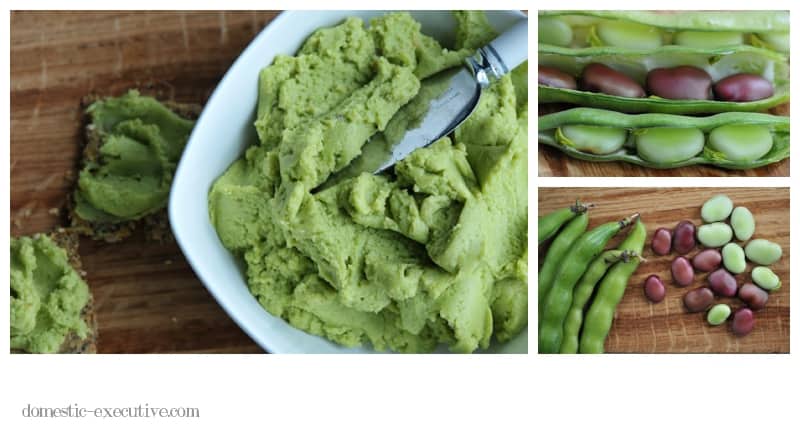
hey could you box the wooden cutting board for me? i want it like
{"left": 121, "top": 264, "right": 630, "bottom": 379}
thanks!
{"left": 538, "top": 103, "right": 791, "bottom": 177}
{"left": 10, "top": 11, "right": 283, "bottom": 353}
{"left": 538, "top": 188, "right": 789, "bottom": 353}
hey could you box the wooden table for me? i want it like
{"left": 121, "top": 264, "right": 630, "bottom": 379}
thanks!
{"left": 538, "top": 188, "right": 789, "bottom": 353}
{"left": 10, "top": 11, "right": 284, "bottom": 353}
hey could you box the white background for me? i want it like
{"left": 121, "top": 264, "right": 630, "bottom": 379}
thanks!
{"left": 3, "top": 0, "right": 798, "bottom": 442}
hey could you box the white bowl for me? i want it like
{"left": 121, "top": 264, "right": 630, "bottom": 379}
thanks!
{"left": 169, "top": 10, "right": 528, "bottom": 353}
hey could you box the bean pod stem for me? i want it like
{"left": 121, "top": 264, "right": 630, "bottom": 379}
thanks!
{"left": 538, "top": 200, "right": 593, "bottom": 245}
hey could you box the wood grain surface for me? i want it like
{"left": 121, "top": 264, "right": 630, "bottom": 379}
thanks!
{"left": 10, "top": 11, "right": 283, "bottom": 353}
{"left": 537, "top": 103, "right": 791, "bottom": 177}
{"left": 538, "top": 188, "right": 790, "bottom": 353}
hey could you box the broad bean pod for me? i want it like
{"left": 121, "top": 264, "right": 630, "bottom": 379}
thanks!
{"left": 538, "top": 45, "right": 789, "bottom": 114}
{"left": 579, "top": 218, "right": 647, "bottom": 354}
{"left": 538, "top": 11, "right": 789, "bottom": 54}
{"left": 538, "top": 212, "right": 589, "bottom": 322}
{"left": 559, "top": 249, "right": 636, "bottom": 354}
{"left": 538, "top": 201, "right": 592, "bottom": 245}
{"left": 539, "top": 214, "right": 639, "bottom": 354}
{"left": 538, "top": 107, "right": 789, "bottom": 170}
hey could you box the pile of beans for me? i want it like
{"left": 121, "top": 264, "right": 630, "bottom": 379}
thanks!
{"left": 643, "top": 194, "right": 782, "bottom": 337}
{"left": 539, "top": 63, "right": 774, "bottom": 103}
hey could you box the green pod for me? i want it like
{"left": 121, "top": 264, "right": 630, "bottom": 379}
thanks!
{"left": 538, "top": 201, "right": 592, "bottom": 245}
{"left": 539, "top": 214, "right": 639, "bottom": 354}
{"left": 538, "top": 45, "right": 789, "bottom": 114}
{"left": 579, "top": 218, "right": 647, "bottom": 354}
{"left": 538, "top": 212, "right": 589, "bottom": 321}
{"left": 538, "top": 10, "right": 789, "bottom": 53}
{"left": 538, "top": 107, "right": 789, "bottom": 170}
{"left": 559, "top": 249, "right": 634, "bottom": 354}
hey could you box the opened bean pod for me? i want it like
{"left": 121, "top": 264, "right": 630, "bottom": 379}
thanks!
{"left": 538, "top": 11, "right": 789, "bottom": 54}
{"left": 538, "top": 46, "right": 789, "bottom": 114}
{"left": 538, "top": 107, "right": 789, "bottom": 170}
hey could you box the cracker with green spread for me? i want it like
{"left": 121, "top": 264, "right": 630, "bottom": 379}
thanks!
{"left": 70, "top": 90, "right": 200, "bottom": 242}
{"left": 10, "top": 229, "right": 98, "bottom": 354}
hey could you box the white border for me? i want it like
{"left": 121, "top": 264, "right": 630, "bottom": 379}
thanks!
{"left": 4, "top": 0, "right": 800, "bottom": 442}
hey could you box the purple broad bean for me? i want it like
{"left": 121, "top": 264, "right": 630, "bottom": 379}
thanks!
{"left": 691, "top": 249, "right": 722, "bottom": 272}
{"left": 581, "top": 63, "right": 645, "bottom": 98}
{"left": 731, "top": 307, "right": 755, "bottom": 336}
{"left": 708, "top": 268, "right": 737, "bottom": 297}
{"left": 671, "top": 256, "right": 694, "bottom": 287}
{"left": 738, "top": 283, "right": 769, "bottom": 310}
{"left": 672, "top": 220, "right": 697, "bottom": 255}
{"left": 646, "top": 66, "right": 712, "bottom": 100}
{"left": 684, "top": 287, "right": 714, "bottom": 313}
{"left": 644, "top": 275, "right": 666, "bottom": 303}
{"left": 714, "top": 73, "right": 774, "bottom": 102}
{"left": 651, "top": 228, "right": 672, "bottom": 255}
{"left": 538, "top": 66, "right": 577, "bottom": 90}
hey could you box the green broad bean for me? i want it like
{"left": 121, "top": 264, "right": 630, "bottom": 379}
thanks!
{"left": 730, "top": 206, "right": 755, "bottom": 241}
{"left": 558, "top": 125, "right": 627, "bottom": 155}
{"left": 707, "top": 304, "right": 732, "bottom": 326}
{"left": 594, "top": 20, "right": 662, "bottom": 50}
{"left": 722, "top": 243, "right": 746, "bottom": 274}
{"left": 539, "top": 17, "right": 573, "bottom": 47}
{"left": 635, "top": 127, "right": 704, "bottom": 164}
{"left": 752, "top": 266, "right": 781, "bottom": 291}
{"left": 538, "top": 108, "right": 790, "bottom": 170}
{"left": 755, "top": 32, "right": 790, "bottom": 53}
{"left": 559, "top": 249, "right": 632, "bottom": 354}
{"left": 744, "top": 239, "right": 782, "bottom": 265}
{"left": 579, "top": 218, "right": 647, "bottom": 354}
{"left": 538, "top": 201, "right": 591, "bottom": 245}
{"left": 673, "top": 31, "right": 743, "bottom": 49}
{"left": 708, "top": 125, "right": 773, "bottom": 161}
{"left": 697, "top": 222, "right": 733, "bottom": 247}
{"left": 538, "top": 213, "right": 589, "bottom": 321}
{"left": 701, "top": 194, "right": 734, "bottom": 223}
{"left": 539, "top": 214, "right": 639, "bottom": 354}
